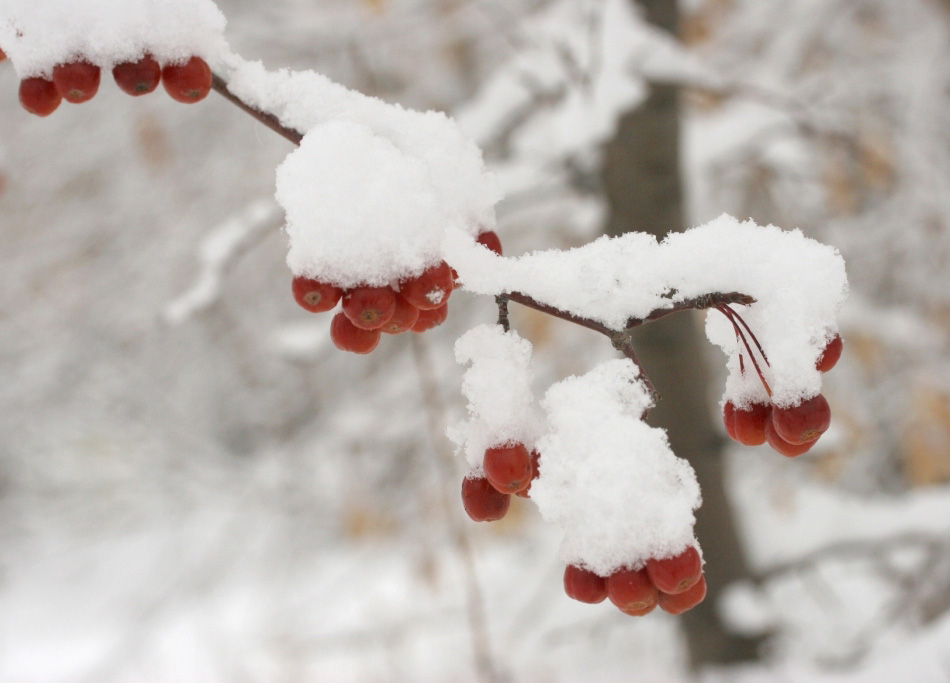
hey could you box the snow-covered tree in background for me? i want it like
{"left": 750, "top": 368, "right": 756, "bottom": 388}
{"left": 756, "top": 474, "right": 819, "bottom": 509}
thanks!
{"left": 0, "top": 1, "right": 947, "bottom": 681}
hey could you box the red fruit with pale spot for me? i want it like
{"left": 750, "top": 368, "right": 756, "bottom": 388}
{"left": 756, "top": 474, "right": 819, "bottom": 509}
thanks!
{"left": 476, "top": 230, "right": 503, "bottom": 256}
{"left": 771, "top": 394, "right": 830, "bottom": 445}
{"left": 53, "top": 61, "right": 101, "bottom": 103}
{"left": 733, "top": 402, "right": 771, "bottom": 446}
{"left": 646, "top": 546, "right": 703, "bottom": 595}
{"left": 113, "top": 55, "right": 162, "bottom": 96}
{"left": 723, "top": 401, "right": 737, "bottom": 440}
{"left": 461, "top": 476, "right": 510, "bottom": 522}
{"left": 411, "top": 303, "right": 448, "bottom": 332}
{"left": 292, "top": 276, "right": 342, "bottom": 313}
{"left": 514, "top": 450, "right": 540, "bottom": 499}
{"left": 342, "top": 286, "right": 397, "bottom": 330}
{"left": 817, "top": 335, "right": 843, "bottom": 373}
{"left": 483, "top": 443, "right": 533, "bottom": 494}
{"left": 330, "top": 312, "right": 380, "bottom": 354}
{"left": 563, "top": 565, "right": 608, "bottom": 604}
{"left": 658, "top": 575, "right": 707, "bottom": 615}
{"left": 380, "top": 295, "right": 419, "bottom": 334}
{"left": 765, "top": 419, "right": 815, "bottom": 457}
{"left": 400, "top": 262, "right": 454, "bottom": 310}
{"left": 162, "top": 56, "right": 212, "bottom": 103}
{"left": 607, "top": 568, "right": 658, "bottom": 616}
{"left": 19, "top": 78, "right": 62, "bottom": 116}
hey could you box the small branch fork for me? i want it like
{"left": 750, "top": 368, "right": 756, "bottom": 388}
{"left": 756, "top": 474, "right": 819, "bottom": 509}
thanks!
{"left": 210, "top": 73, "right": 760, "bottom": 408}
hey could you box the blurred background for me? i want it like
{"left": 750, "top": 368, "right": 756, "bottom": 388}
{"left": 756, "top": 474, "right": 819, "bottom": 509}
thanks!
{"left": 1, "top": 0, "right": 949, "bottom": 680}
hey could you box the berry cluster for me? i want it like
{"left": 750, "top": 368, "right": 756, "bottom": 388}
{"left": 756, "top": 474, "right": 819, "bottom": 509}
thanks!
{"left": 292, "top": 230, "right": 502, "bottom": 354}
{"left": 460, "top": 443, "right": 540, "bottom": 521}
{"left": 721, "top": 307, "right": 842, "bottom": 458}
{"left": 14, "top": 54, "right": 212, "bottom": 117}
{"left": 563, "top": 546, "right": 706, "bottom": 616}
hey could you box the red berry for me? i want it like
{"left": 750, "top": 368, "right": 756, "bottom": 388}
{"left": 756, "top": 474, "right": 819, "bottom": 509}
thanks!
{"left": 817, "top": 335, "right": 843, "bottom": 373}
{"left": 514, "top": 450, "right": 541, "bottom": 498}
{"left": 723, "top": 401, "right": 737, "bottom": 440}
{"left": 607, "top": 568, "right": 658, "bottom": 616}
{"left": 411, "top": 303, "right": 448, "bottom": 332}
{"left": 0, "top": 47, "right": 6, "bottom": 62}
{"left": 461, "top": 475, "right": 510, "bottom": 522}
{"left": 380, "top": 295, "right": 420, "bottom": 334}
{"left": 476, "top": 230, "right": 503, "bottom": 256}
{"left": 733, "top": 403, "right": 771, "bottom": 446}
{"left": 771, "top": 394, "right": 830, "bottom": 445}
{"left": 563, "top": 565, "right": 608, "bottom": 604}
{"left": 645, "top": 546, "right": 703, "bottom": 595}
{"left": 19, "top": 77, "right": 62, "bottom": 117}
{"left": 765, "top": 419, "right": 815, "bottom": 457}
{"left": 658, "top": 574, "right": 707, "bottom": 615}
{"left": 483, "top": 443, "right": 533, "bottom": 494}
{"left": 292, "top": 276, "right": 342, "bottom": 313}
{"left": 52, "top": 61, "right": 101, "bottom": 103}
{"left": 329, "top": 312, "right": 381, "bottom": 354}
{"left": 112, "top": 55, "right": 161, "bottom": 96}
{"left": 162, "top": 56, "right": 212, "bottom": 103}
{"left": 342, "top": 286, "right": 397, "bottom": 330}
{"left": 400, "top": 262, "right": 454, "bottom": 310}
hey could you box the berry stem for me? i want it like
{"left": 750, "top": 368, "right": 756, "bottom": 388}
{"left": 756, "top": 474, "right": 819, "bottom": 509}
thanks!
{"left": 717, "top": 305, "right": 772, "bottom": 397}
{"left": 719, "top": 304, "right": 769, "bottom": 365}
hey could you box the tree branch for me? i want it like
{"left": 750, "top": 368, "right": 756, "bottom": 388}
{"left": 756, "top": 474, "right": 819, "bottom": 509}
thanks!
{"left": 211, "top": 72, "right": 303, "bottom": 146}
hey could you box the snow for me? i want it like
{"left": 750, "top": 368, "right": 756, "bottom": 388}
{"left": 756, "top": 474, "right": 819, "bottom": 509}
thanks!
{"left": 0, "top": 0, "right": 227, "bottom": 78}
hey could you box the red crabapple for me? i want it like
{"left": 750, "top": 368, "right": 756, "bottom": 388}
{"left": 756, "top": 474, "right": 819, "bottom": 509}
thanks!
{"left": 162, "top": 56, "right": 212, "bottom": 103}
{"left": 764, "top": 419, "right": 815, "bottom": 457}
{"left": 771, "top": 394, "right": 830, "bottom": 444}
{"left": 292, "top": 276, "right": 342, "bottom": 313}
{"left": 411, "top": 303, "right": 448, "bottom": 332}
{"left": 380, "top": 295, "right": 420, "bottom": 334}
{"left": 733, "top": 403, "right": 771, "bottom": 446}
{"left": 330, "top": 312, "right": 381, "bottom": 354}
{"left": 646, "top": 546, "right": 702, "bottom": 595}
{"left": 607, "top": 568, "right": 658, "bottom": 616}
{"left": 400, "top": 262, "right": 454, "bottom": 310}
{"left": 476, "top": 231, "right": 503, "bottom": 256}
{"left": 514, "top": 449, "right": 540, "bottom": 499}
{"left": 0, "top": 47, "right": 6, "bottom": 62}
{"left": 461, "top": 476, "right": 510, "bottom": 522}
{"left": 112, "top": 55, "right": 162, "bottom": 96}
{"left": 342, "top": 286, "right": 397, "bottom": 330}
{"left": 483, "top": 443, "right": 533, "bottom": 494}
{"left": 817, "top": 335, "right": 843, "bottom": 373}
{"left": 658, "top": 575, "right": 707, "bottom": 615}
{"left": 19, "top": 78, "right": 62, "bottom": 117}
{"left": 563, "top": 565, "right": 608, "bottom": 604}
{"left": 52, "top": 61, "right": 101, "bottom": 103}
{"left": 723, "top": 401, "right": 738, "bottom": 440}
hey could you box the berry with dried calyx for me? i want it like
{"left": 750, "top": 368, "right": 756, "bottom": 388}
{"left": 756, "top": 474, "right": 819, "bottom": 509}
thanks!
{"left": 292, "top": 276, "right": 342, "bottom": 313}
{"left": 162, "top": 56, "right": 212, "bottom": 103}
{"left": 411, "top": 303, "right": 448, "bottom": 333}
{"left": 400, "top": 261, "right": 454, "bottom": 310}
{"left": 330, "top": 312, "right": 381, "bottom": 354}
{"left": 817, "top": 335, "right": 843, "bottom": 373}
{"left": 607, "top": 567, "right": 658, "bottom": 616}
{"left": 733, "top": 402, "right": 771, "bottom": 446}
{"left": 19, "top": 77, "right": 62, "bottom": 117}
{"left": 514, "top": 450, "right": 540, "bottom": 499}
{"left": 461, "top": 475, "right": 510, "bottom": 522}
{"left": 483, "top": 443, "right": 533, "bottom": 494}
{"left": 771, "top": 394, "right": 830, "bottom": 445}
{"left": 112, "top": 55, "right": 161, "bottom": 96}
{"left": 380, "top": 295, "right": 419, "bottom": 334}
{"left": 342, "top": 286, "right": 397, "bottom": 330}
{"left": 563, "top": 565, "right": 608, "bottom": 604}
{"left": 476, "top": 230, "right": 503, "bottom": 256}
{"left": 764, "top": 419, "right": 815, "bottom": 457}
{"left": 658, "top": 575, "right": 707, "bottom": 615}
{"left": 646, "top": 546, "right": 703, "bottom": 595}
{"left": 52, "top": 61, "right": 101, "bottom": 103}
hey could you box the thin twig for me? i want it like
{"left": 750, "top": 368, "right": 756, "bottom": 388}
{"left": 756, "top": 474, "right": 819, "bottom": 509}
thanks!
{"left": 211, "top": 72, "right": 304, "bottom": 146}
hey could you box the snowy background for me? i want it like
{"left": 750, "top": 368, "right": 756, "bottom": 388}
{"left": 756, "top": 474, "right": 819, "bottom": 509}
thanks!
{"left": 1, "top": 0, "right": 949, "bottom": 681}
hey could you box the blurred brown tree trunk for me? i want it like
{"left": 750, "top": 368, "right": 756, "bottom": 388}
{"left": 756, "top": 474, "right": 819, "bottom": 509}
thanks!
{"left": 600, "top": 0, "right": 764, "bottom": 668}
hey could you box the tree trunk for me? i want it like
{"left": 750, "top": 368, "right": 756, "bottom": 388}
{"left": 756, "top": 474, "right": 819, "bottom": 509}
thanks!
{"left": 600, "top": 0, "right": 765, "bottom": 668}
